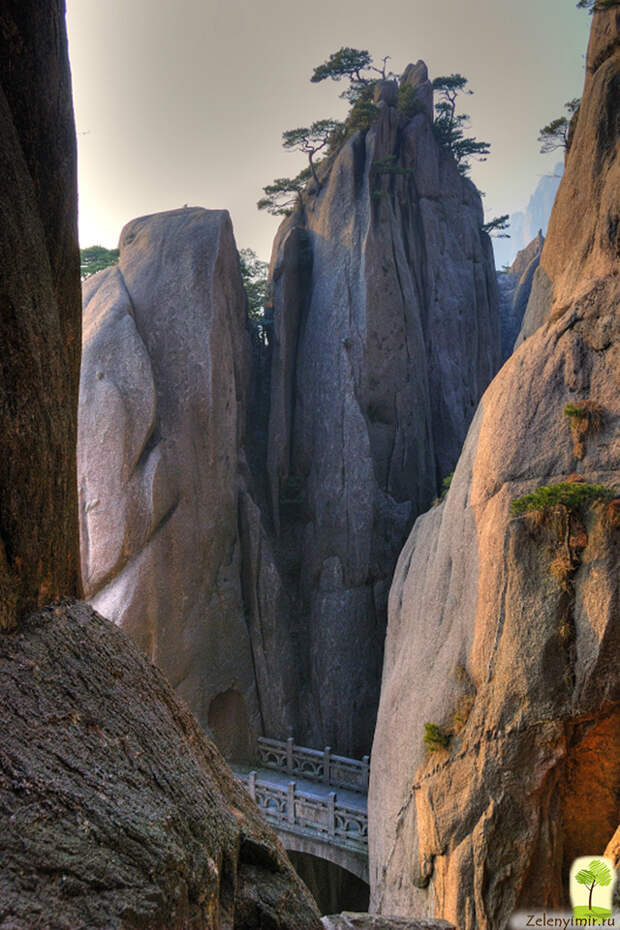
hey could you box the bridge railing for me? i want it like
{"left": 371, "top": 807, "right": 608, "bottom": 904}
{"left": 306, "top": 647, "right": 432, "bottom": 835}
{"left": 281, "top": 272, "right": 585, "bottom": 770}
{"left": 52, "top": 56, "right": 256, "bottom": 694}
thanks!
{"left": 256, "top": 736, "right": 369, "bottom": 793}
{"left": 239, "top": 771, "right": 368, "bottom": 854}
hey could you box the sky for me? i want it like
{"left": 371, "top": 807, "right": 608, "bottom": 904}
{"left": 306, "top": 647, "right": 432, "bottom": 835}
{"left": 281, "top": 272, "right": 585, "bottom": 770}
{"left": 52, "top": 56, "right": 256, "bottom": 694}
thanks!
{"left": 66, "top": 0, "right": 590, "bottom": 262}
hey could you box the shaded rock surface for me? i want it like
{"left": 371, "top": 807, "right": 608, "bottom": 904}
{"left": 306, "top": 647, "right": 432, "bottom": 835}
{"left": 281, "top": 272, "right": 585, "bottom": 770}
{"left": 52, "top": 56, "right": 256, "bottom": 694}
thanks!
{"left": 260, "top": 63, "right": 500, "bottom": 755}
{"left": 322, "top": 916, "right": 454, "bottom": 930}
{"left": 497, "top": 231, "right": 544, "bottom": 360}
{"left": 0, "top": 0, "right": 82, "bottom": 630}
{"left": 370, "top": 11, "right": 620, "bottom": 929}
{"left": 78, "top": 207, "right": 299, "bottom": 744}
{"left": 0, "top": 602, "right": 321, "bottom": 930}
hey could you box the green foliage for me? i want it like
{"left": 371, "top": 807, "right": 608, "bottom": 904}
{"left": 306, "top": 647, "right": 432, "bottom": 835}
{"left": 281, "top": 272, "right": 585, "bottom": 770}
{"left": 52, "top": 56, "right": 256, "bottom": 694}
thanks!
{"left": 257, "top": 167, "right": 312, "bottom": 216}
{"left": 432, "top": 74, "right": 490, "bottom": 175}
{"left": 424, "top": 722, "right": 449, "bottom": 752}
{"left": 282, "top": 119, "right": 345, "bottom": 183}
{"left": 440, "top": 472, "right": 454, "bottom": 500}
{"left": 577, "top": 0, "right": 620, "bottom": 11}
{"left": 510, "top": 481, "right": 614, "bottom": 517}
{"left": 80, "top": 245, "right": 120, "bottom": 280}
{"left": 371, "top": 155, "right": 412, "bottom": 177}
{"left": 538, "top": 99, "right": 580, "bottom": 153}
{"left": 238, "top": 248, "right": 269, "bottom": 320}
{"left": 482, "top": 214, "right": 510, "bottom": 238}
{"left": 585, "top": 860, "right": 613, "bottom": 886}
{"left": 397, "top": 83, "right": 423, "bottom": 119}
{"left": 310, "top": 47, "right": 390, "bottom": 86}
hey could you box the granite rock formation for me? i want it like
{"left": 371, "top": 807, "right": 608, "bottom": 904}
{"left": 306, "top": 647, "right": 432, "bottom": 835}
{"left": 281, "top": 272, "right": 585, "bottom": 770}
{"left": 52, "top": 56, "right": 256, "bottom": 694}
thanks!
{"left": 0, "top": 0, "right": 82, "bottom": 630}
{"left": 497, "top": 231, "right": 544, "bottom": 360}
{"left": 78, "top": 207, "right": 301, "bottom": 747}
{"left": 0, "top": 602, "right": 321, "bottom": 930}
{"left": 79, "top": 62, "right": 500, "bottom": 760}
{"left": 260, "top": 61, "right": 500, "bottom": 755}
{"left": 370, "top": 10, "right": 619, "bottom": 928}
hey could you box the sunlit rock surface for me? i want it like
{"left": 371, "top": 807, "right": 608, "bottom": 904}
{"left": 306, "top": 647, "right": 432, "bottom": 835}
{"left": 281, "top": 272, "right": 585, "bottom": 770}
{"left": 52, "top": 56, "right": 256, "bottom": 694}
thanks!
{"left": 370, "top": 11, "right": 620, "bottom": 929}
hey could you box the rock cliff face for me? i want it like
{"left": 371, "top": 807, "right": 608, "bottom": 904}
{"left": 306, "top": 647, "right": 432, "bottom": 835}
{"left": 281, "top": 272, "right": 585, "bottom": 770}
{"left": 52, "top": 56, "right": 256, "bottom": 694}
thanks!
{"left": 497, "top": 231, "right": 544, "bottom": 360}
{"left": 260, "top": 64, "right": 500, "bottom": 755}
{"left": 78, "top": 207, "right": 300, "bottom": 748}
{"left": 370, "top": 11, "right": 619, "bottom": 928}
{"left": 79, "top": 63, "right": 500, "bottom": 759}
{"left": 1, "top": 602, "right": 321, "bottom": 930}
{"left": 0, "top": 0, "right": 82, "bottom": 630}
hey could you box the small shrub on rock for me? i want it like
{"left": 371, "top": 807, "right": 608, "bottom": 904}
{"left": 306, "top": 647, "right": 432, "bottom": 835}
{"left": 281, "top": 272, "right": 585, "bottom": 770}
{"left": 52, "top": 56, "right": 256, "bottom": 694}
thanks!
{"left": 510, "top": 481, "right": 614, "bottom": 517}
{"left": 424, "top": 722, "right": 450, "bottom": 752}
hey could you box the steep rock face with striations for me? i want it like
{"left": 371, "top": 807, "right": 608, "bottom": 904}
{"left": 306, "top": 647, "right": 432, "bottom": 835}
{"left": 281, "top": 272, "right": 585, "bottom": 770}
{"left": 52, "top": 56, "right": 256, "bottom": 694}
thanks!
{"left": 78, "top": 207, "right": 300, "bottom": 750}
{"left": 497, "top": 231, "right": 544, "bottom": 361}
{"left": 370, "top": 11, "right": 619, "bottom": 929}
{"left": 261, "top": 64, "right": 500, "bottom": 755}
{"left": 0, "top": 0, "right": 82, "bottom": 630}
{"left": 1, "top": 603, "right": 321, "bottom": 930}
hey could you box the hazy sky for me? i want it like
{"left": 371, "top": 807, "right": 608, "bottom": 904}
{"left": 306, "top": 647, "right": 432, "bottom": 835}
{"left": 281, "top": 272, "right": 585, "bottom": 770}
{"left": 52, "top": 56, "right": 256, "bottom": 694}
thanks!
{"left": 66, "top": 0, "right": 589, "bottom": 261}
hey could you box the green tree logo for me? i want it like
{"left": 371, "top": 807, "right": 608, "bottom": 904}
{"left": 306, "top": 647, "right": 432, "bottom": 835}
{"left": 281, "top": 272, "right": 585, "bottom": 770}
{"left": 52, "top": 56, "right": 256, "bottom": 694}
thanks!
{"left": 572, "top": 859, "right": 614, "bottom": 922}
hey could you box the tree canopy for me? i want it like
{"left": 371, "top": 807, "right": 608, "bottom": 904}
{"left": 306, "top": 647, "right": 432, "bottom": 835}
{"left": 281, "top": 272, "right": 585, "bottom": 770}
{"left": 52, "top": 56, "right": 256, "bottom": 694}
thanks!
{"left": 282, "top": 119, "right": 344, "bottom": 184}
{"left": 310, "top": 47, "right": 390, "bottom": 87}
{"left": 259, "top": 53, "right": 493, "bottom": 214}
{"left": 432, "top": 74, "right": 490, "bottom": 175}
{"left": 238, "top": 248, "right": 269, "bottom": 320}
{"left": 482, "top": 215, "right": 510, "bottom": 238}
{"left": 80, "top": 245, "right": 120, "bottom": 280}
{"left": 577, "top": 0, "right": 620, "bottom": 11}
{"left": 538, "top": 99, "right": 580, "bottom": 153}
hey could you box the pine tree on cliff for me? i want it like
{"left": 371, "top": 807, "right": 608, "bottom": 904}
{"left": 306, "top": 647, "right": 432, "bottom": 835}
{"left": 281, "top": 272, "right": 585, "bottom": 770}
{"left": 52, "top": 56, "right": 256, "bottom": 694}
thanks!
{"left": 577, "top": 0, "right": 620, "bottom": 11}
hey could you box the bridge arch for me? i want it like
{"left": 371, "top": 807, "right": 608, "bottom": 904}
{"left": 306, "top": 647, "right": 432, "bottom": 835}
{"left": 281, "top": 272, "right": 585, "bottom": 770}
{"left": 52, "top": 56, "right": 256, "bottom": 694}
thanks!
{"left": 278, "top": 828, "right": 369, "bottom": 884}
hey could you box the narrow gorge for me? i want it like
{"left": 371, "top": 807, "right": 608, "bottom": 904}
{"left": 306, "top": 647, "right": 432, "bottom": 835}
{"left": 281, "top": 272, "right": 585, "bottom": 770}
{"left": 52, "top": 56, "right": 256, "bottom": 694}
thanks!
{"left": 1, "top": 2, "right": 618, "bottom": 929}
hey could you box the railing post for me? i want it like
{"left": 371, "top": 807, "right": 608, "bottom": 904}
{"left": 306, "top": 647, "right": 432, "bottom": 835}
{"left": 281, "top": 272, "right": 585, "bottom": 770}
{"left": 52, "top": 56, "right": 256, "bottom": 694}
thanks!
{"left": 328, "top": 792, "right": 336, "bottom": 841}
{"left": 287, "top": 736, "right": 294, "bottom": 774}
{"left": 323, "top": 746, "right": 331, "bottom": 784}
{"left": 288, "top": 781, "right": 296, "bottom": 826}
{"left": 248, "top": 770, "right": 257, "bottom": 802}
{"left": 362, "top": 755, "right": 370, "bottom": 789}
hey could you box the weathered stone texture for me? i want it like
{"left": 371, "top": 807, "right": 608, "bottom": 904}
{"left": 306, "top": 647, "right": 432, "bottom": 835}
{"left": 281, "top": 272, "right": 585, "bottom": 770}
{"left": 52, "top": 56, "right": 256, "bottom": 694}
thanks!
{"left": 0, "top": 0, "right": 82, "bottom": 629}
{"left": 78, "top": 207, "right": 294, "bottom": 747}
{"left": 263, "top": 66, "right": 500, "bottom": 755}
{"left": 0, "top": 602, "right": 321, "bottom": 930}
{"left": 370, "top": 11, "right": 620, "bottom": 929}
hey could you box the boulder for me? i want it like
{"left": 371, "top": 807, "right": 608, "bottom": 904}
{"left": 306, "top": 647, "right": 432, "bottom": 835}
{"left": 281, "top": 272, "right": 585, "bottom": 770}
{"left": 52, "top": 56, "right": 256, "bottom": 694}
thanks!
{"left": 0, "top": 0, "right": 82, "bottom": 630}
{"left": 370, "top": 10, "right": 620, "bottom": 928}
{"left": 78, "top": 207, "right": 293, "bottom": 746}
{"left": 0, "top": 602, "right": 321, "bottom": 930}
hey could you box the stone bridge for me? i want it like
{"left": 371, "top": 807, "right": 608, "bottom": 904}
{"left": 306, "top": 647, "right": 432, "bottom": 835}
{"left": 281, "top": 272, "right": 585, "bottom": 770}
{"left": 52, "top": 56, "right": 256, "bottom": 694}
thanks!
{"left": 234, "top": 737, "right": 369, "bottom": 883}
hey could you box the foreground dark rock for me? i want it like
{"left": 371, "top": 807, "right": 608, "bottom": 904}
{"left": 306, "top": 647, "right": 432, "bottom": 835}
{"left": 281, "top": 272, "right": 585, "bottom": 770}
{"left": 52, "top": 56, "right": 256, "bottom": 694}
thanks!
{"left": 370, "top": 9, "right": 620, "bottom": 928}
{"left": 0, "top": 0, "right": 82, "bottom": 630}
{"left": 0, "top": 602, "right": 321, "bottom": 930}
